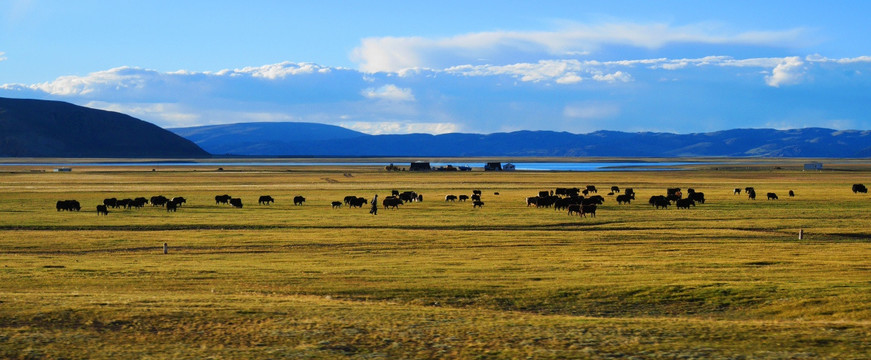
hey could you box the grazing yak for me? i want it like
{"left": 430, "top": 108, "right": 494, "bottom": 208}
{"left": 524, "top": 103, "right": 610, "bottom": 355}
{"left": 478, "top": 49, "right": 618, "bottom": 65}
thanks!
{"left": 734, "top": 188, "right": 742, "bottom": 195}
{"left": 458, "top": 195, "right": 469, "bottom": 202}
{"left": 344, "top": 195, "right": 358, "bottom": 205}
{"left": 215, "top": 194, "right": 231, "bottom": 205}
{"left": 170, "top": 197, "right": 185, "bottom": 206}
{"left": 553, "top": 198, "right": 573, "bottom": 211}
{"left": 96, "top": 204, "right": 109, "bottom": 215}
{"left": 473, "top": 189, "right": 482, "bottom": 196}
{"left": 767, "top": 192, "right": 778, "bottom": 200}
{"left": 445, "top": 195, "right": 458, "bottom": 202}
{"left": 611, "top": 186, "right": 620, "bottom": 193}
{"left": 538, "top": 190, "right": 550, "bottom": 198}
{"left": 116, "top": 199, "right": 132, "bottom": 209}
{"left": 649, "top": 195, "right": 669, "bottom": 209}
{"left": 383, "top": 196, "right": 403, "bottom": 209}
{"left": 391, "top": 190, "right": 400, "bottom": 196}
{"left": 473, "top": 200, "right": 484, "bottom": 208}
{"left": 230, "top": 198, "right": 243, "bottom": 208}
{"left": 132, "top": 197, "right": 149, "bottom": 208}
{"left": 616, "top": 194, "right": 633, "bottom": 204}
{"left": 853, "top": 184, "right": 868, "bottom": 193}
{"left": 747, "top": 189, "right": 757, "bottom": 200}
{"left": 293, "top": 196, "right": 306, "bottom": 206}
{"left": 56, "top": 200, "right": 81, "bottom": 211}
{"left": 258, "top": 195, "right": 274, "bottom": 205}
{"left": 527, "top": 196, "right": 540, "bottom": 207}
{"left": 129, "top": 198, "right": 147, "bottom": 209}
{"left": 567, "top": 204, "right": 582, "bottom": 216}
{"left": 789, "top": 190, "right": 795, "bottom": 197}
{"left": 666, "top": 188, "right": 682, "bottom": 202}
{"left": 166, "top": 201, "right": 178, "bottom": 212}
{"left": 471, "top": 194, "right": 481, "bottom": 202}
{"left": 151, "top": 195, "right": 168, "bottom": 207}
{"left": 331, "top": 201, "right": 342, "bottom": 208}
{"left": 348, "top": 197, "right": 368, "bottom": 208}
{"left": 688, "top": 192, "right": 705, "bottom": 204}
{"left": 103, "top": 198, "right": 118, "bottom": 208}
{"left": 676, "top": 198, "right": 695, "bottom": 209}
{"left": 586, "top": 185, "right": 597, "bottom": 193}
{"left": 583, "top": 195, "right": 605, "bottom": 206}
{"left": 399, "top": 191, "right": 418, "bottom": 203}
{"left": 581, "top": 204, "right": 597, "bottom": 217}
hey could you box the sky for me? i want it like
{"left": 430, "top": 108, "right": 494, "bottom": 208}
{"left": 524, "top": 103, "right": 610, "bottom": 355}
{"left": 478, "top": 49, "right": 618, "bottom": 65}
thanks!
{"left": 2, "top": 1, "right": 871, "bottom": 135}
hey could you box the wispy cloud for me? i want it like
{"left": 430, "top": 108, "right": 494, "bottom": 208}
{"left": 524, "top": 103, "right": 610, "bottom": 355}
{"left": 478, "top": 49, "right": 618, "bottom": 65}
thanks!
{"left": 352, "top": 22, "right": 807, "bottom": 72}
{"left": 361, "top": 84, "right": 415, "bottom": 101}
{"left": 0, "top": 51, "right": 6, "bottom": 62}
{"left": 340, "top": 121, "right": 459, "bottom": 135}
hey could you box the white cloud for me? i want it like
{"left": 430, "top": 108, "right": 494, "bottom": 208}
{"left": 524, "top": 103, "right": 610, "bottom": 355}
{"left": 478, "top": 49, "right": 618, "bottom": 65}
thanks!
{"left": 555, "top": 73, "right": 583, "bottom": 84}
{"left": 0, "top": 51, "right": 6, "bottom": 62}
{"left": 592, "top": 71, "right": 632, "bottom": 83}
{"left": 352, "top": 22, "right": 807, "bottom": 73}
{"left": 3, "top": 55, "right": 871, "bottom": 134}
{"left": 805, "top": 54, "right": 871, "bottom": 64}
{"left": 340, "top": 121, "right": 459, "bottom": 135}
{"left": 226, "top": 62, "right": 331, "bottom": 79}
{"left": 765, "top": 56, "right": 804, "bottom": 87}
{"left": 361, "top": 84, "right": 415, "bottom": 101}
{"left": 29, "top": 66, "right": 152, "bottom": 96}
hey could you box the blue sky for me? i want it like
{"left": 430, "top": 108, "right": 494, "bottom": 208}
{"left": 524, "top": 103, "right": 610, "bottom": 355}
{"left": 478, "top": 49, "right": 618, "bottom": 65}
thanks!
{"left": 2, "top": 1, "right": 871, "bottom": 134}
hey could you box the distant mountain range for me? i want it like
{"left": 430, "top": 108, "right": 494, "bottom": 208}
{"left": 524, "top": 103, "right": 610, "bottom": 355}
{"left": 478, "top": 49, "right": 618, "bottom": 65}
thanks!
{"left": 3, "top": 97, "right": 870, "bottom": 158}
{"left": 171, "top": 122, "right": 871, "bottom": 158}
{"left": 0, "top": 97, "right": 208, "bottom": 158}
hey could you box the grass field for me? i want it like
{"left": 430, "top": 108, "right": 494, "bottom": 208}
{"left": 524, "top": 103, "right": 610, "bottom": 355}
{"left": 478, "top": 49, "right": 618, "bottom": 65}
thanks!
{"left": 1, "top": 163, "right": 870, "bottom": 358}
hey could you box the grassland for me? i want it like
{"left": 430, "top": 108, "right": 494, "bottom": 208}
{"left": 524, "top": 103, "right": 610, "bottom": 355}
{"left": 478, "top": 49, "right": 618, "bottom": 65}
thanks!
{"left": 1, "top": 163, "right": 870, "bottom": 359}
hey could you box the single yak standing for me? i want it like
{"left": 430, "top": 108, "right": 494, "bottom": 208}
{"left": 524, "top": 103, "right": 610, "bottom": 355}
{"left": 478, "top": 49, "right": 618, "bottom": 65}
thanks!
{"left": 230, "top": 198, "right": 243, "bottom": 208}
{"left": 96, "top": 204, "right": 109, "bottom": 215}
{"left": 259, "top": 195, "right": 274, "bottom": 205}
{"left": 293, "top": 196, "right": 305, "bottom": 206}
{"left": 215, "top": 194, "right": 231, "bottom": 205}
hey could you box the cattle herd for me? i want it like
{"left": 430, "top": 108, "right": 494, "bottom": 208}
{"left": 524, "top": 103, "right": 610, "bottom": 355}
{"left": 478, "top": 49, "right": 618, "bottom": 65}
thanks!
{"left": 53, "top": 183, "right": 869, "bottom": 218}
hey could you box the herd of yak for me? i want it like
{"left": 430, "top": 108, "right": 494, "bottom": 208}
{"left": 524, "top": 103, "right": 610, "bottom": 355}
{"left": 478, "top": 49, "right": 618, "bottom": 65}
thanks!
{"left": 54, "top": 183, "right": 869, "bottom": 217}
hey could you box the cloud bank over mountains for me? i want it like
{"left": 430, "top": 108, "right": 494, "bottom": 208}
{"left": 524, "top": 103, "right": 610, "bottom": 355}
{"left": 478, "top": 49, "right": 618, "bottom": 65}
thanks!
{"left": 2, "top": 21, "right": 870, "bottom": 135}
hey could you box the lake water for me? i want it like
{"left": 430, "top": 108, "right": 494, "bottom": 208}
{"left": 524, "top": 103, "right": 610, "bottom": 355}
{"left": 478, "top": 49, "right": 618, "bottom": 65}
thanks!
{"left": 0, "top": 161, "right": 709, "bottom": 171}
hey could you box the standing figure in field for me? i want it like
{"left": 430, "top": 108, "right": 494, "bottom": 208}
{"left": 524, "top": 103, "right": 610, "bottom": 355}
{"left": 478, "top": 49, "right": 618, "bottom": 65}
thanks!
{"left": 369, "top": 194, "right": 378, "bottom": 215}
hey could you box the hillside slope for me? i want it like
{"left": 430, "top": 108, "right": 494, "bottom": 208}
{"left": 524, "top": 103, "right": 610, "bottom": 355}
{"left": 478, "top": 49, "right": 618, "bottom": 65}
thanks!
{"left": 169, "top": 122, "right": 369, "bottom": 155}
{"left": 0, "top": 97, "right": 209, "bottom": 158}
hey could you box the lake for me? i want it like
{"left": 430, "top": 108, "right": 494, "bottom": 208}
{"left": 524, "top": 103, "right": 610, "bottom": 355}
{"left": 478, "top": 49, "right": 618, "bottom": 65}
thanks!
{"left": 0, "top": 160, "right": 710, "bottom": 171}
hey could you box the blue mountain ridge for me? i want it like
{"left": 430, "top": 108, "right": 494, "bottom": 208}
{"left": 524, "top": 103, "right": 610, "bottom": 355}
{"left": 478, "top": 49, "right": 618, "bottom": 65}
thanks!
{"left": 170, "top": 122, "right": 871, "bottom": 158}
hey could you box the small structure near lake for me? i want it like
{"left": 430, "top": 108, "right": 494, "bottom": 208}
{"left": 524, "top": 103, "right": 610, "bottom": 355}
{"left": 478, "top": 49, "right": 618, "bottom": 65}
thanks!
{"left": 409, "top": 162, "right": 431, "bottom": 171}
{"left": 803, "top": 162, "right": 823, "bottom": 171}
{"left": 484, "top": 162, "right": 503, "bottom": 171}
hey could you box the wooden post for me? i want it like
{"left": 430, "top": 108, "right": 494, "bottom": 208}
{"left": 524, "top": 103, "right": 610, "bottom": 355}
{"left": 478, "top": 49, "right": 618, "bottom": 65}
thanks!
{"left": 798, "top": 229, "right": 803, "bottom": 240}
{"left": 163, "top": 242, "right": 168, "bottom": 254}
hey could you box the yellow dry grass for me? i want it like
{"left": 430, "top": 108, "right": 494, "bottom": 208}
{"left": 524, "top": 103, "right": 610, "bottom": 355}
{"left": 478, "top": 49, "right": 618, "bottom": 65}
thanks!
{"left": 1, "top": 163, "right": 870, "bottom": 358}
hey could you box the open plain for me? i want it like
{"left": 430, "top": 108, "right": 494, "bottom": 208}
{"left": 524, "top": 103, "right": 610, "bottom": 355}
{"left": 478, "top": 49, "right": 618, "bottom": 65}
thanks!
{"left": 1, "top": 162, "right": 870, "bottom": 359}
